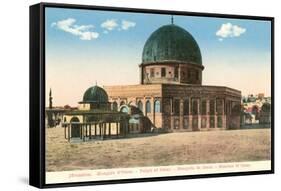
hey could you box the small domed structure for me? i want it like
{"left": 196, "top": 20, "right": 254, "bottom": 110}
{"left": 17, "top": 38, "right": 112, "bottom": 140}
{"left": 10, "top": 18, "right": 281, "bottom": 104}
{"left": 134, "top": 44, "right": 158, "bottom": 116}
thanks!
{"left": 82, "top": 85, "right": 108, "bottom": 103}
{"left": 140, "top": 24, "right": 204, "bottom": 85}
{"left": 79, "top": 85, "right": 109, "bottom": 110}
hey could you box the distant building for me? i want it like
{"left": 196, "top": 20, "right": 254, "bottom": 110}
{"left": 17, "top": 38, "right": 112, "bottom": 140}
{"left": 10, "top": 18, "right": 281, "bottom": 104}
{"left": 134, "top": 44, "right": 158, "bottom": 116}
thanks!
{"left": 45, "top": 89, "right": 67, "bottom": 128}
{"left": 241, "top": 93, "right": 271, "bottom": 125}
{"left": 259, "top": 102, "right": 271, "bottom": 124}
{"left": 258, "top": 93, "right": 265, "bottom": 99}
{"left": 45, "top": 89, "right": 78, "bottom": 128}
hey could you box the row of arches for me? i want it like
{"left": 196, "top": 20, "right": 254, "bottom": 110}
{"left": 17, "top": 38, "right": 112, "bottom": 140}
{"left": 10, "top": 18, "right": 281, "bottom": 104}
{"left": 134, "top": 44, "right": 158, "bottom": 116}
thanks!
{"left": 111, "top": 100, "right": 161, "bottom": 114}
{"left": 137, "top": 100, "right": 161, "bottom": 114}
{"left": 172, "top": 99, "right": 225, "bottom": 116}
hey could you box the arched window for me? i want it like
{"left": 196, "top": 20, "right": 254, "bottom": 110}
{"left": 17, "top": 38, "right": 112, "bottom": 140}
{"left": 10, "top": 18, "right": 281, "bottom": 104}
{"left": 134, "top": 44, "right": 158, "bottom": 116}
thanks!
{"left": 174, "top": 66, "right": 179, "bottom": 78}
{"left": 112, "top": 102, "right": 118, "bottom": 111}
{"left": 150, "top": 68, "right": 155, "bottom": 78}
{"left": 70, "top": 117, "right": 80, "bottom": 138}
{"left": 201, "top": 100, "right": 207, "bottom": 115}
{"left": 210, "top": 100, "right": 215, "bottom": 115}
{"left": 192, "top": 99, "right": 198, "bottom": 115}
{"left": 231, "top": 104, "right": 241, "bottom": 115}
{"left": 120, "top": 101, "right": 125, "bottom": 107}
{"left": 154, "top": 100, "right": 161, "bottom": 113}
{"left": 161, "top": 68, "right": 166, "bottom": 77}
{"left": 137, "top": 100, "right": 143, "bottom": 112}
{"left": 146, "top": 100, "right": 151, "bottom": 114}
{"left": 183, "top": 99, "right": 189, "bottom": 115}
{"left": 216, "top": 99, "right": 223, "bottom": 115}
{"left": 70, "top": 117, "right": 79, "bottom": 123}
{"left": 174, "top": 99, "right": 180, "bottom": 115}
{"left": 217, "top": 116, "right": 223, "bottom": 128}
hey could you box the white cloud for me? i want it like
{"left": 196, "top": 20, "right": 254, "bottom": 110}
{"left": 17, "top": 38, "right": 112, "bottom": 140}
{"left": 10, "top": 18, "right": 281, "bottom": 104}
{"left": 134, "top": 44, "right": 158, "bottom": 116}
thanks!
{"left": 79, "top": 31, "right": 99, "bottom": 40}
{"left": 101, "top": 19, "right": 118, "bottom": 31}
{"left": 52, "top": 18, "right": 99, "bottom": 40}
{"left": 101, "top": 19, "right": 136, "bottom": 32}
{"left": 216, "top": 23, "right": 246, "bottom": 39}
{"left": 121, "top": 20, "right": 136, "bottom": 30}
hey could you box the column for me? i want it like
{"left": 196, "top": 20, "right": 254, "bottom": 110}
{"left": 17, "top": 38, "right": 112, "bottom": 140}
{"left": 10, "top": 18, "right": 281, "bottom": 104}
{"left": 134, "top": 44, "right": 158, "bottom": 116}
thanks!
{"left": 117, "top": 98, "right": 121, "bottom": 109}
{"left": 197, "top": 98, "right": 201, "bottom": 130}
{"left": 99, "top": 123, "right": 102, "bottom": 137}
{"left": 68, "top": 124, "right": 70, "bottom": 142}
{"left": 80, "top": 125, "right": 82, "bottom": 139}
{"left": 214, "top": 99, "right": 217, "bottom": 128}
{"left": 85, "top": 124, "right": 88, "bottom": 138}
{"left": 143, "top": 96, "right": 146, "bottom": 116}
{"left": 225, "top": 99, "right": 229, "bottom": 129}
{"left": 108, "top": 123, "right": 111, "bottom": 137}
{"left": 100, "top": 123, "right": 103, "bottom": 140}
{"left": 89, "top": 124, "right": 92, "bottom": 139}
{"left": 179, "top": 98, "right": 184, "bottom": 129}
{"left": 206, "top": 99, "right": 210, "bottom": 129}
{"left": 222, "top": 99, "right": 226, "bottom": 129}
{"left": 64, "top": 125, "right": 67, "bottom": 139}
{"left": 104, "top": 123, "right": 107, "bottom": 138}
{"left": 170, "top": 98, "right": 174, "bottom": 130}
{"left": 152, "top": 97, "right": 155, "bottom": 124}
{"left": 188, "top": 97, "right": 192, "bottom": 130}
{"left": 82, "top": 124, "right": 85, "bottom": 142}
{"left": 69, "top": 123, "right": 72, "bottom": 139}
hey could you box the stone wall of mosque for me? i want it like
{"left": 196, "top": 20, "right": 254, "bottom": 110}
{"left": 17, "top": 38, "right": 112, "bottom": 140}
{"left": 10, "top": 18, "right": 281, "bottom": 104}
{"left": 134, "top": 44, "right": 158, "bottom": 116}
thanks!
{"left": 104, "top": 84, "right": 241, "bottom": 131}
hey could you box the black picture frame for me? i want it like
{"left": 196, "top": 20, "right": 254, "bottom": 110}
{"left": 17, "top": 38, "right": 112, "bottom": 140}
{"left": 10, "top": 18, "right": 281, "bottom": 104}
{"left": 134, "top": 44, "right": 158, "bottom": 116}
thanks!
{"left": 29, "top": 2, "right": 274, "bottom": 188}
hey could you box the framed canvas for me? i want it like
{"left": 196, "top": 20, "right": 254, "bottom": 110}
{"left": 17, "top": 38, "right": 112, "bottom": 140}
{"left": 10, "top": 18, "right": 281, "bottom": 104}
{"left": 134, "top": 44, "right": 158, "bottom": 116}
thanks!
{"left": 29, "top": 2, "right": 274, "bottom": 188}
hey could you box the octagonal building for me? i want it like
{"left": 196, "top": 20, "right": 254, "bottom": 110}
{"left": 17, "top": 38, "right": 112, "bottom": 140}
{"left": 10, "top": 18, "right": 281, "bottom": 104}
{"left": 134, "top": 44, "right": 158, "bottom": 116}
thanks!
{"left": 141, "top": 24, "right": 203, "bottom": 85}
{"left": 104, "top": 22, "right": 241, "bottom": 131}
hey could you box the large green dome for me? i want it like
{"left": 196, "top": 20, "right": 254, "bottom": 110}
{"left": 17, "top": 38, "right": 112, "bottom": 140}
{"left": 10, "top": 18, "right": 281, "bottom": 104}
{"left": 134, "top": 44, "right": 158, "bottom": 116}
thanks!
{"left": 142, "top": 24, "right": 202, "bottom": 65}
{"left": 82, "top": 85, "right": 108, "bottom": 103}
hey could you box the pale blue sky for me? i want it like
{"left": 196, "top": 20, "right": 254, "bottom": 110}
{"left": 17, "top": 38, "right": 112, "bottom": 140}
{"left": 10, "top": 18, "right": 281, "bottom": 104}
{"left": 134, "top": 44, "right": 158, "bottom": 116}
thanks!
{"left": 45, "top": 7, "right": 271, "bottom": 106}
